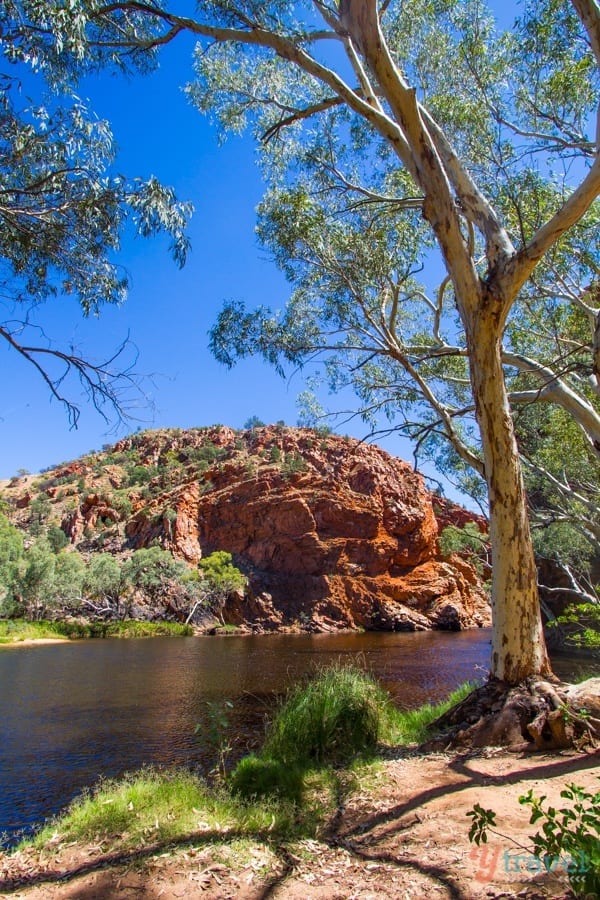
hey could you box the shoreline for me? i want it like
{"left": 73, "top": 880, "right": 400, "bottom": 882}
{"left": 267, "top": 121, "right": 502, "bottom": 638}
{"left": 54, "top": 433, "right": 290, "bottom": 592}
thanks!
{"left": 0, "top": 637, "right": 71, "bottom": 648}
{"left": 0, "top": 618, "right": 489, "bottom": 646}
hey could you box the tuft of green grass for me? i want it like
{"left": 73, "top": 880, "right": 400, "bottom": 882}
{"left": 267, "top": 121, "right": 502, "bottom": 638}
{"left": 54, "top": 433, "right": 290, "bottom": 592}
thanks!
{"left": 228, "top": 669, "right": 478, "bottom": 805}
{"left": 262, "top": 664, "right": 392, "bottom": 767}
{"left": 0, "top": 620, "right": 69, "bottom": 643}
{"left": 98, "top": 621, "right": 193, "bottom": 638}
{"left": 227, "top": 665, "right": 391, "bottom": 804}
{"left": 28, "top": 768, "right": 308, "bottom": 851}
{"left": 228, "top": 754, "right": 305, "bottom": 803}
{"left": 386, "top": 681, "right": 477, "bottom": 746}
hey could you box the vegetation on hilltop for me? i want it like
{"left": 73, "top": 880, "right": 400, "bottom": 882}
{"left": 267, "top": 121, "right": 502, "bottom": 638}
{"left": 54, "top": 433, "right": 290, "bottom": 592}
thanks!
{"left": 0, "top": 427, "right": 272, "bottom": 624}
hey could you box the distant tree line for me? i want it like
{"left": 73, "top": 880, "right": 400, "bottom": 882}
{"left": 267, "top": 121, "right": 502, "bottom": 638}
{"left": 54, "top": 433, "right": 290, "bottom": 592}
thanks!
{"left": 0, "top": 514, "right": 245, "bottom": 624}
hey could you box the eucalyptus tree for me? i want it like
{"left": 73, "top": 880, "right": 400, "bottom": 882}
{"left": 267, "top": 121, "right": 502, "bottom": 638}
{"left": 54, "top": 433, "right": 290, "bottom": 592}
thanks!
{"left": 0, "top": 2, "right": 192, "bottom": 426}
{"left": 0, "top": 513, "right": 24, "bottom": 614}
{"left": 64, "top": 0, "right": 600, "bottom": 685}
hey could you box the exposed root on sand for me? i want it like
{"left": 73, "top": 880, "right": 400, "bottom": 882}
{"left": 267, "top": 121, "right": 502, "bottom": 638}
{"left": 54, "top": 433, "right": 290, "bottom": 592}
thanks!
{"left": 426, "top": 677, "right": 600, "bottom": 751}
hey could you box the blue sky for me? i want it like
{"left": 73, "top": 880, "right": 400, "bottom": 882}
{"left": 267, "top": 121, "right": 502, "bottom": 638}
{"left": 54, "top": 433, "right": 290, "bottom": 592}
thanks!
{"left": 1, "top": 35, "right": 310, "bottom": 477}
{"left": 0, "top": 3, "right": 516, "bottom": 482}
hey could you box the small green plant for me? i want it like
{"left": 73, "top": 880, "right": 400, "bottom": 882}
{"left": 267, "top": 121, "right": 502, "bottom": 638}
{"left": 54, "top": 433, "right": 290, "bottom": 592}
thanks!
{"left": 439, "top": 522, "right": 487, "bottom": 555}
{"left": 188, "top": 444, "right": 226, "bottom": 466}
{"left": 229, "top": 754, "right": 305, "bottom": 803}
{"left": 46, "top": 524, "right": 68, "bottom": 553}
{"left": 552, "top": 601, "right": 600, "bottom": 651}
{"left": 28, "top": 494, "right": 51, "bottom": 535}
{"left": 244, "top": 416, "right": 265, "bottom": 430}
{"left": 195, "top": 699, "right": 235, "bottom": 780}
{"left": 126, "top": 465, "right": 158, "bottom": 487}
{"left": 281, "top": 451, "right": 308, "bottom": 479}
{"left": 467, "top": 802, "right": 499, "bottom": 845}
{"left": 438, "top": 522, "right": 489, "bottom": 573}
{"left": 163, "top": 506, "right": 178, "bottom": 523}
{"left": 520, "top": 783, "right": 600, "bottom": 897}
{"left": 112, "top": 491, "right": 133, "bottom": 519}
{"left": 467, "top": 780, "right": 600, "bottom": 898}
{"left": 387, "top": 680, "right": 477, "bottom": 745}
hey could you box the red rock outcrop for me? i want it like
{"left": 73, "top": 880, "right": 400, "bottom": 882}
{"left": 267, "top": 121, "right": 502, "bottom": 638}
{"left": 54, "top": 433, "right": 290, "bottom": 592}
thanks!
{"left": 2, "top": 425, "right": 490, "bottom": 631}
{"left": 123, "top": 427, "right": 490, "bottom": 632}
{"left": 61, "top": 493, "right": 119, "bottom": 543}
{"left": 431, "top": 496, "right": 488, "bottom": 534}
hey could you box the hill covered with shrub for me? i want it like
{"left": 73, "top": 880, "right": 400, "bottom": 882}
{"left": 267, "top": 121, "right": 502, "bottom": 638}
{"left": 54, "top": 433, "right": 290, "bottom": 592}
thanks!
{"left": 0, "top": 425, "right": 490, "bottom": 632}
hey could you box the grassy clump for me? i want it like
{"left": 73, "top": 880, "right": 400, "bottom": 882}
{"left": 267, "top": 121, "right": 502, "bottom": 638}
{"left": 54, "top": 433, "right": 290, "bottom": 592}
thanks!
{"left": 262, "top": 664, "right": 392, "bottom": 768}
{"left": 386, "top": 680, "right": 477, "bottom": 746}
{"left": 29, "top": 768, "right": 303, "bottom": 851}
{"left": 0, "top": 620, "right": 68, "bottom": 643}
{"left": 228, "top": 755, "right": 306, "bottom": 803}
{"left": 0, "top": 619, "right": 193, "bottom": 643}
{"left": 97, "top": 621, "right": 193, "bottom": 638}
{"left": 229, "top": 665, "right": 396, "bottom": 803}
{"left": 229, "top": 668, "right": 477, "bottom": 803}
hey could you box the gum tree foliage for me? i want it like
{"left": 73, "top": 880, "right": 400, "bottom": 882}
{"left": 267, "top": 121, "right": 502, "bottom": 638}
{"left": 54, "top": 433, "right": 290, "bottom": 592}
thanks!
{"left": 0, "top": 514, "right": 24, "bottom": 613}
{"left": 52, "top": 0, "right": 600, "bottom": 684}
{"left": 199, "top": 550, "right": 246, "bottom": 602}
{"left": 514, "top": 399, "right": 600, "bottom": 610}
{"left": 82, "top": 552, "right": 122, "bottom": 609}
{"left": 5, "top": 533, "right": 86, "bottom": 619}
{"left": 120, "top": 546, "right": 187, "bottom": 600}
{"left": 0, "top": 514, "right": 246, "bottom": 621}
{"left": 17, "top": 538, "right": 58, "bottom": 618}
{"left": 0, "top": 2, "right": 192, "bottom": 426}
{"left": 182, "top": 551, "right": 247, "bottom": 625}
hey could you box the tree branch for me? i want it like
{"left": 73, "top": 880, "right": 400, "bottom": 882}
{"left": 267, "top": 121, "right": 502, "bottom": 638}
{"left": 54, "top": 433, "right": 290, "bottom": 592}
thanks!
{"left": 509, "top": 155, "right": 600, "bottom": 294}
{"left": 503, "top": 349, "right": 600, "bottom": 453}
{"left": 0, "top": 323, "right": 147, "bottom": 429}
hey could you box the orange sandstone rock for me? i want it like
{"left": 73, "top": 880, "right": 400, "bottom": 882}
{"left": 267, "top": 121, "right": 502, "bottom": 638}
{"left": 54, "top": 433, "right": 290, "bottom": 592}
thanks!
{"left": 123, "top": 427, "right": 490, "bottom": 632}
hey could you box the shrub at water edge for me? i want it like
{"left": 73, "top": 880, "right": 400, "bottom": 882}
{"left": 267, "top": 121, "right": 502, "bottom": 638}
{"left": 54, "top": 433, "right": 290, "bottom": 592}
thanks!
{"left": 262, "top": 664, "right": 391, "bottom": 768}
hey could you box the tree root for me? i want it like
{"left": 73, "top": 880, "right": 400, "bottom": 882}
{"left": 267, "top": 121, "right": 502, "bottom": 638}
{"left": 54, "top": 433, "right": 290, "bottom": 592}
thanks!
{"left": 424, "top": 677, "right": 600, "bottom": 751}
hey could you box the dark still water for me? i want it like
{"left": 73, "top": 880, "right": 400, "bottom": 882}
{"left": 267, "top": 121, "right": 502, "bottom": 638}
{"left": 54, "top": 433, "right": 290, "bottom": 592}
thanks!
{"left": 0, "top": 629, "right": 594, "bottom": 845}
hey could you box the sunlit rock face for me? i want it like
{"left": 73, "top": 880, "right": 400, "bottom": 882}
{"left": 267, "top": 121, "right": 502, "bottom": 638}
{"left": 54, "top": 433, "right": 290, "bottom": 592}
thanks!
{"left": 5, "top": 425, "right": 490, "bottom": 632}
{"left": 122, "top": 426, "right": 490, "bottom": 632}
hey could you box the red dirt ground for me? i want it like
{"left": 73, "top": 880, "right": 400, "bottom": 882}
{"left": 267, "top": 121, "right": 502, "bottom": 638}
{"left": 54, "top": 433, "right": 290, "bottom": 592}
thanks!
{"left": 1, "top": 749, "right": 598, "bottom": 899}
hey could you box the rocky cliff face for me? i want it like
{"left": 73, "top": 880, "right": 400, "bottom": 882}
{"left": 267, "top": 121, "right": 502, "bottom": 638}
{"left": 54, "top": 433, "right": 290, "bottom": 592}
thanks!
{"left": 2, "top": 425, "right": 490, "bottom": 632}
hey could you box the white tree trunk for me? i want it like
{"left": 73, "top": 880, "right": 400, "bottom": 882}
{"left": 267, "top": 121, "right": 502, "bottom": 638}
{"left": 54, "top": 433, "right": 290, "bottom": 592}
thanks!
{"left": 469, "top": 314, "right": 552, "bottom": 683}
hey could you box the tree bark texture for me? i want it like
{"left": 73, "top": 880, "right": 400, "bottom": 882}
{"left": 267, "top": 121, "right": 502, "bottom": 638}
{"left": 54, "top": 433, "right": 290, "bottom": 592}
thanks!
{"left": 467, "top": 305, "right": 552, "bottom": 682}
